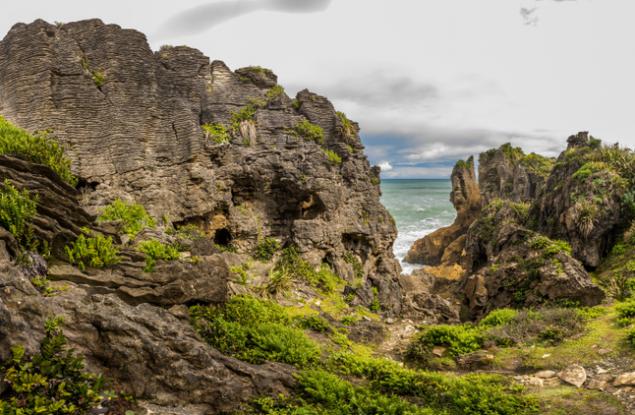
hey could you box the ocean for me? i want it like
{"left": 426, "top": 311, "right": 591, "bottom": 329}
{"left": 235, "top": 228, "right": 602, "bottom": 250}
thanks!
{"left": 380, "top": 179, "right": 456, "bottom": 274}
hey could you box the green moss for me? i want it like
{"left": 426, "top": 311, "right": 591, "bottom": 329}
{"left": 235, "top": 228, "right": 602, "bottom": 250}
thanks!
{"left": 65, "top": 233, "right": 120, "bottom": 271}
{"left": 137, "top": 240, "right": 180, "bottom": 272}
{"left": 322, "top": 148, "right": 342, "bottom": 165}
{"left": 253, "top": 237, "right": 280, "bottom": 261}
{"left": 202, "top": 122, "right": 230, "bottom": 144}
{"left": 0, "top": 116, "right": 77, "bottom": 186}
{"left": 98, "top": 199, "right": 155, "bottom": 237}
{"left": 0, "top": 179, "right": 37, "bottom": 246}
{"left": 0, "top": 318, "right": 105, "bottom": 414}
{"left": 293, "top": 119, "right": 324, "bottom": 144}
{"left": 190, "top": 295, "right": 320, "bottom": 367}
{"left": 91, "top": 70, "right": 106, "bottom": 87}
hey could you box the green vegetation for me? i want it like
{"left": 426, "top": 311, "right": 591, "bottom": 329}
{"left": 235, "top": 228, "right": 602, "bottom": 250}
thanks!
{"left": 616, "top": 298, "right": 635, "bottom": 324}
{"left": 479, "top": 308, "right": 518, "bottom": 327}
{"left": 254, "top": 237, "right": 280, "bottom": 261}
{"left": 0, "top": 116, "right": 77, "bottom": 186}
{"left": 322, "top": 148, "right": 342, "bottom": 165}
{"left": 98, "top": 199, "right": 155, "bottom": 237}
{"left": 369, "top": 287, "right": 381, "bottom": 312}
{"left": 268, "top": 246, "right": 341, "bottom": 294}
{"left": 528, "top": 235, "right": 572, "bottom": 256}
{"left": 293, "top": 119, "right": 324, "bottom": 144}
{"left": 520, "top": 153, "right": 555, "bottom": 177}
{"left": 202, "top": 122, "right": 231, "bottom": 144}
{"left": 408, "top": 324, "right": 483, "bottom": 358}
{"left": 297, "top": 315, "right": 331, "bottom": 333}
{"left": 91, "top": 70, "right": 106, "bottom": 88}
{"left": 190, "top": 295, "right": 320, "bottom": 367}
{"left": 336, "top": 111, "right": 355, "bottom": 137}
{"left": 65, "top": 233, "right": 120, "bottom": 271}
{"left": 627, "top": 328, "right": 635, "bottom": 349}
{"left": 230, "top": 104, "right": 258, "bottom": 133}
{"left": 137, "top": 240, "right": 180, "bottom": 272}
{"left": 265, "top": 85, "right": 285, "bottom": 102}
{"left": 0, "top": 179, "right": 37, "bottom": 246}
{"left": 0, "top": 318, "right": 105, "bottom": 414}
{"left": 572, "top": 161, "right": 612, "bottom": 181}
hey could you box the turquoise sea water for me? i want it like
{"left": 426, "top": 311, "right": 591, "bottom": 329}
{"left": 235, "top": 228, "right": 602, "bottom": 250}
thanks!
{"left": 380, "top": 179, "right": 456, "bottom": 274}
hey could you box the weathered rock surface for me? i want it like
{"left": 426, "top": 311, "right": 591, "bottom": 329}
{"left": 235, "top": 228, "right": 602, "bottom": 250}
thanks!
{"left": 558, "top": 364, "right": 587, "bottom": 388}
{"left": 0, "top": 253, "right": 293, "bottom": 413}
{"left": 461, "top": 200, "right": 603, "bottom": 319}
{"left": 532, "top": 132, "right": 630, "bottom": 267}
{"left": 405, "top": 156, "right": 480, "bottom": 266}
{"left": 0, "top": 19, "right": 401, "bottom": 312}
{"left": 0, "top": 155, "right": 93, "bottom": 256}
{"left": 398, "top": 270, "right": 460, "bottom": 323}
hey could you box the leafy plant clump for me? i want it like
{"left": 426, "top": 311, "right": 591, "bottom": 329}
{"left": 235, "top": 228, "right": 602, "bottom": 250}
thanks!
{"left": 98, "top": 199, "right": 155, "bottom": 237}
{"left": 0, "top": 318, "right": 105, "bottom": 414}
{"left": 408, "top": 324, "right": 484, "bottom": 358}
{"left": 0, "top": 179, "right": 37, "bottom": 245}
{"left": 65, "top": 233, "right": 120, "bottom": 271}
{"left": 137, "top": 240, "right": 180, "bottom": 272}
{"left": 0, "top": 116, "right": 77, "bottom": 186}
{"left": 202, "top": 123, "right": 231, "bottom": 144}
{"left": 336, "top": 111, "right": 355, "bottom": 137}
{"left": 528, "top": 235, "right": 572, "bottom": 256}
{"left": 190, "top": 295, "right": 320, "bottom": 367}
{"left": 268, "top": 246, "right": 341, "bottom": 294}
{"left": 323, "top": 148, "right": 342, "bottom": 165}
{"left": 293, "top": 119, "right": 324, "bottom": 144}
{"left": 253, "top": 237, "right": 280, "bottom": 261}
{"left": 230, "top": 104, "right": 258, "bottom": 133}
{"left": 265, "top": 85, "right": 285, "bottom": 102}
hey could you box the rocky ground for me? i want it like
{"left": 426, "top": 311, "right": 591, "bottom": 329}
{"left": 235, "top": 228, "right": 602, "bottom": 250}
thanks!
{"left": 0, "top": 18, "right": 634, "bottom": 415}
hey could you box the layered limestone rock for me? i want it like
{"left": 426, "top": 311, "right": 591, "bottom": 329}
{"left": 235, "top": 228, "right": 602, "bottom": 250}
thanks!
{"left": 405, "top": 156, "right": 481, "bottom": 266}
{"left": 478, "top": 143, "right": 553, "bottom": 205}
{"left": 532, "top": 132, "right": 631, "bottom": 268}
{"left": 0, "top": 19, "right": 401, "bottom": 312}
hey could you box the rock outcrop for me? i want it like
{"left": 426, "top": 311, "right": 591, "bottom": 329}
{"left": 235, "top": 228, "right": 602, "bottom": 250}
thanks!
{"left": 0, "top": 19, "right": 401, "bottom": 312}
{"left": 405, "top": 156, "right": 481, "bottom": 266}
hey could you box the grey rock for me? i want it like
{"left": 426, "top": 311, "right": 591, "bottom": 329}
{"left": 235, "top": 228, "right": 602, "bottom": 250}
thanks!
{"left": 558, "top": 364, "right": 587, "bottom": 388}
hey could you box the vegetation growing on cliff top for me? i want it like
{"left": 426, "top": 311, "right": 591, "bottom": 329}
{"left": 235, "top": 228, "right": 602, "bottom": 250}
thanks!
{"left": 0, "top": 116, "right": 77, "bottom": 186}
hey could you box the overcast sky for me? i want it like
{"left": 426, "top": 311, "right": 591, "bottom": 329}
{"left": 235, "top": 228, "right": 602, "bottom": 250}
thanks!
{"left": 2, "top": 0, "right": 634, "bottom": 178}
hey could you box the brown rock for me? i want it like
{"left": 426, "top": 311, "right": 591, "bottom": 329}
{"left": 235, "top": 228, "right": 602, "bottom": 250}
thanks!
{"left": 558, "top": 364, "right": 587, "bottom": 388}
{"left": 614, "top": 372, "right": 635, "bottom": 387}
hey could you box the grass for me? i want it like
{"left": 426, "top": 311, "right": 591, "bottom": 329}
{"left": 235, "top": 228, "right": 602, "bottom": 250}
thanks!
{"left": 230, "top": 104, "right": 258, "bottom": 134}
{"left": 533, "top": 386, "right": 626, "bottom": 415}
{"left": 336, "top": 111, "right": 355, "bottom": 137}
{"left": 202, "top": 123, "right": 230, "bottom": 144}
{"left": 65, "top": 232, "right": 120, "bottom": 271}
{"left": 0, "top": 116, "right": 77, "bottom": 186}
{"left": 253, "top": 237, "right": 280, "bottom": 261}
{"left": 97, "top": 199, "right": 155, "bottom": 237}
{"left": 137, "top": 240, "right": 180, "bottom": 272}
{"left": 190, "top": 295, "right": 320, "bottom": 367}
{"left": 265, "top": 85, "right": 285, "bottom": 102}
{"left": 267, "top": 246, "right": 341, "bottom": 294}
{"left": 322, "top": 148, "right": 342, "bottom": 165}
{"left": 293, "top": 120, "right": 324, "bottom": 144}
{"left": 0, "top": 179, "right": 37, "bottom": 246}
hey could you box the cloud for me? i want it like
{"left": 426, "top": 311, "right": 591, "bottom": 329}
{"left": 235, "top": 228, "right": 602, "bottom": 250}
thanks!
{"left": 378, "top": 161, "right": 393, "bottom": 171}
{"left": 156, "top": 0, "right": 332, "bottom": 38}
{"left": 520, "top": 0, "right": 578, "bottom": 26}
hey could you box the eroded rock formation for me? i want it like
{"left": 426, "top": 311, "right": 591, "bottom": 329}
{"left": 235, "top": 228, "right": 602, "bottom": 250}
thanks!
{"left": 0, "top": 18, "right": 401, "bottom": 312}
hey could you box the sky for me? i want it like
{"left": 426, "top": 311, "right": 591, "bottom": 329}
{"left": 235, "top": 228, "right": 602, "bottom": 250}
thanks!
{"left": 2, "top": 0, "right": 634, "bottom": 178}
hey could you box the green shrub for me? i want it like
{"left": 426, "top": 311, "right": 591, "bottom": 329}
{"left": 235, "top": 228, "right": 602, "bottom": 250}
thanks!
{"left": 293, "top": 119, "right": 324, "bottom": 144}
{"left": 65, "top": 233, "right": 120, "bottom": 271}
{"left": 572, "top": 161, "right": 611, "bottom": 181}
{"left": 479, "top": 308, "right": 518, "bottom": 327}
{"left": 616, "top": 299, "right": 635, "bottom": 321}
{"left": 328, "top": 352, "right": 538, "bottom": 415}
{"left": 230, "top": 105, "right": 257, "bottom": 133}
{"left": 409, "top": 324, "right": 483, "bottom": 358}
{"left": 369, "top": 286, "right": 381, "bottom": 312}
{"left": 137, "top": 240, "right": 180, "bottom": 272}
{"left": 202, "top": 123, "right": 230, "bottom": 144}
{"left": 265, "top": 85, "right": 285, "bottom": 102}
{"left": 336, "top": 111, "right": 355, "bottom": 137}
{"left": 91, "top": 70, "right": 106, "bottom": 87}
{"left": 269, "top": 246, "right": 341, "bottom": 294}
{"left": 0, "top": 318, "right": 104, "bottom": 414}
{"left": 0, "top": 179, "right": 37, "bottom": 245}
{"left": 0, "top": 116, "right": 76, "bottom": 186}
{"left": 484, "top": 308, "right": 586, "bottom": 346}
{"left": 254, "top": 237, "right": 280, "bottom": 261}
{"left": 323, "top": 149, "right": 342, "bottom": 165}
{"left": 230, "top": 264, "right": 250, "bottom": 284}
{"left": 190, "top": 295, "right": 320, "bottom": 367}
{"left": 98, "top": 199, "right": 155, "bottom": 237}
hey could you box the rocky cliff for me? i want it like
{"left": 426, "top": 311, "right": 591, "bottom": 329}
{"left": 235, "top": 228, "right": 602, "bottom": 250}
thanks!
{"left": 0, "top": 18, "right": 401, "bottom": 312}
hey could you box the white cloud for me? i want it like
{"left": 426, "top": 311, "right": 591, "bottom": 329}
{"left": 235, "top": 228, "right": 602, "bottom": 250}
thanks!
{"left": 378, "top": 161, "right": 393, "bottom": 171}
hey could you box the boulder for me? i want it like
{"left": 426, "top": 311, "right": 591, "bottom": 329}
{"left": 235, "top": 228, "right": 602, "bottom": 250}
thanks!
{"left": 558, "top": 364, "right": 587, "bottom": 388}
{"left": 614, "top": 372, "right": 635, "bottom": 387}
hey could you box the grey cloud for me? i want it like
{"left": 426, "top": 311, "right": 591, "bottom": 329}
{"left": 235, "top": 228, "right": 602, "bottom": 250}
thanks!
{"left": 156, "top": 0, "right": 332, "bottom": 38}
{"left": 521, "top": 0, "right": 577, "bottom": 26}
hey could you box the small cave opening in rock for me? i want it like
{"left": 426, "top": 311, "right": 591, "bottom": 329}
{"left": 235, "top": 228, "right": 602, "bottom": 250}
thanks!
{"left": 213, "top": 228, "right": 233, "bottom": 246}
{"left": 299, "top": 193, "right": 326, "bottom": 220}
{"left": 342, "top": 233, "right": 370, "bottom": 262}
{"left": 76, "top": 177, "right": 99, "bottom": 192}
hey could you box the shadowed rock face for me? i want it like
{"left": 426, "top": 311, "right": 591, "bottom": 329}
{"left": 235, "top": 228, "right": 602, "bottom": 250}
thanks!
{"left": 0, "top": 19, "right": 401, "bottom": 312}
{"left": 405, "top": 156, "right": 481, "bottom": 266}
